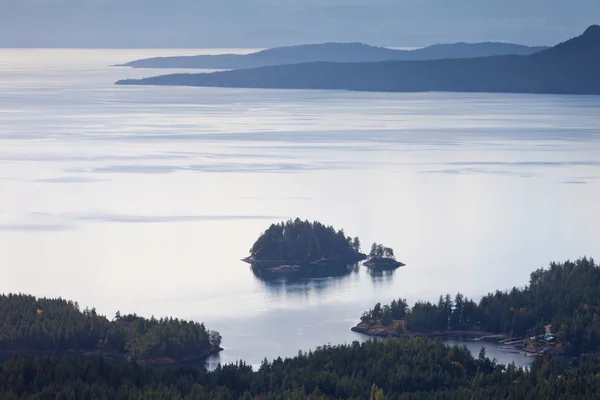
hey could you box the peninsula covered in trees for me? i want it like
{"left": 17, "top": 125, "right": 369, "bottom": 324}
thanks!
{"left": 0, "top": 294, "right": 222, "bottom": 364}
{"left": 354, "top": 257, "right": 600, "bottom": 356}
{"left": 116, "top": 41, "right": 547, "bottom": 69}
{"left": 117, "top": 25, "right": 600, "bottom": 95}
{"left": 243, "top": 219, "right": 366, "bottom": 272}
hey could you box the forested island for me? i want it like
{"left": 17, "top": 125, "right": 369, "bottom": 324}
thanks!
{"left": 1, "top": 338, "right": 599, "bottom": 399}
{"left": 243, "top": 219, "right": 367, "bottom": 272}
{"left": 243, "top": 218, "right": 404, "bottom": 274}
{"left": 364, "top": 243, "right": 405, "bottom": 270}
{"left": 354, "top": 257, "right": 600, "bottom": 357}
{"left": 116, "top": 41, "right": 547, "bottom": 69}
{"left": 117, "top": 25, "right": 600, "bottom": 95}
{"left": 0, "top": 294, "right": 222, "bottom": 364}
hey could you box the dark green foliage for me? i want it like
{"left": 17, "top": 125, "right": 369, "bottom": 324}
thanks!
{"left": 249, "top": 218, "right": 363, "bottom": 263}
{"left": 364, "top": 258, "right": 600, "bottom": 354}
{"left": 369, "top": 243, "right": 395, "bottom": 260}
{"left": 362, "top": 299, "right": 409, "bottom": 325}
{"left": 0, "top": 294, "right": 220, "bottom": 361}
{"left": 0, "top": 355, "right": 203, "bottom": 400}
{"left": 400, "top": 294, "right": 477, "bottom": 333}
{"left": 2, "top": 339, "right": 600, "bottom": 399}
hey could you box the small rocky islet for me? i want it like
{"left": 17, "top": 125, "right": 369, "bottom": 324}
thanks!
{"left": 242, "top": 218, "right": 404, "bottom": 274}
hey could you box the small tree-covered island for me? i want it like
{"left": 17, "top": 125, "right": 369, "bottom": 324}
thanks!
{"left": 243, "top": 219, "right": 403, "bottom": 273}
{"left": 365, "top": 243, "right": 405, "bottom": 270}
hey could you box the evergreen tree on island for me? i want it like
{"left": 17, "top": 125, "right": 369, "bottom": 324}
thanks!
{"left": 369, "top": 243, "right": 396, "bottom": 260}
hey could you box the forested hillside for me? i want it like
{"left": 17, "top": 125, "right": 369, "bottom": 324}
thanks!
{"left": 1, "top": 338, "right": 599, "bottom": 399}
{"left": 0, "top": 294, "right": 221, "bottom": 362}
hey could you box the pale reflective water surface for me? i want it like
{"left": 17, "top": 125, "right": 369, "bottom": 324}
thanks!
{"left": 1, "top": 49, "right": 599, "bottom": 368}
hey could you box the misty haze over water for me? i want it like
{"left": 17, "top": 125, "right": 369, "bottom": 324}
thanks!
{"left": 1, "top": 0, "right": 599, "bottom": 47}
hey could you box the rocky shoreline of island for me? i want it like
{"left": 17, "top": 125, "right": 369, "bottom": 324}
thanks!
{"left": 243, "top": 254, "right": 405, "bottom": 273}
{"left": 241, "top": 254, "right": 367, "bottom": 272}
{"left": 363, "top": 257, "right": 405, "bottom": 270}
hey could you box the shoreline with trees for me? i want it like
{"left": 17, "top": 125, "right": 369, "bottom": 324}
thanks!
{"left": 353, "top": 258, "right": 600, "bottom": 358}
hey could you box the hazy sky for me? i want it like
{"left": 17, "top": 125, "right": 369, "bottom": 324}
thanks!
{"left": 1, "top": 0, "right": 599, "bottom": 47}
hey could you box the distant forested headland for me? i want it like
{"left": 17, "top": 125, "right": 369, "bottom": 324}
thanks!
{"left": 354, "top": 257, "right": 600, "bottom": 357}
{"left": 0, "top": 294, "right": 222, "bottom": 364}
{"left": 1, "top": 338, "right": 600, "bottom": 399}
{"left": 116, "top": 41, "right": 547, "bottom": 69}
{"left": 117, "top": 25, "right": 600, "bottom": 95}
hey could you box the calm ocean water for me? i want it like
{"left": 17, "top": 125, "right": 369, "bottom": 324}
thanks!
{"left": 1, "top": 49, "right": 599, "bottom": 368}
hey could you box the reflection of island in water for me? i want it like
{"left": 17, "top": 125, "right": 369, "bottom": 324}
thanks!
{"left": 251, "top": 263, "right": 361, "bottom": 296}
{"left": 252, "top": 263, "right": 400, "bottom": 296}
{"left": 367, "top": 269, "right": 396, "bottom": 282}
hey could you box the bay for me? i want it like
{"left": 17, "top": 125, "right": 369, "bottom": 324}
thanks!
{"left": 0, "top": 49, "right": 599, "bottom": 368}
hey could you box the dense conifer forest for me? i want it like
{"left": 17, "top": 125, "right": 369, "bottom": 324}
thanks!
{"left": 247, "top": 219, "right": 365, "bottom": 264}
{"left": 0, "top": 294, "right": 221, "bottom": 362}
{"left": 1, "top": 338, "right": 600, "bottom": 399}
{"left": 361, "top": 258, "right": 600, "bottom": 354}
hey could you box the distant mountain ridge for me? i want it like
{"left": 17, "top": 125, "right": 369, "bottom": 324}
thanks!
{"left": 116, "top": 26, "right": 600, "bottom": 95}
{"left": 116, "top": 41, "right": 548, "bottom": 69}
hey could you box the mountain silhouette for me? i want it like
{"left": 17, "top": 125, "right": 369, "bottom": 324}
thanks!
{"left": 116, "top": 26, "right": 600, "bottom": 95}
{"left": 116, "top": 42, "right": 547, "bottom": 69}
